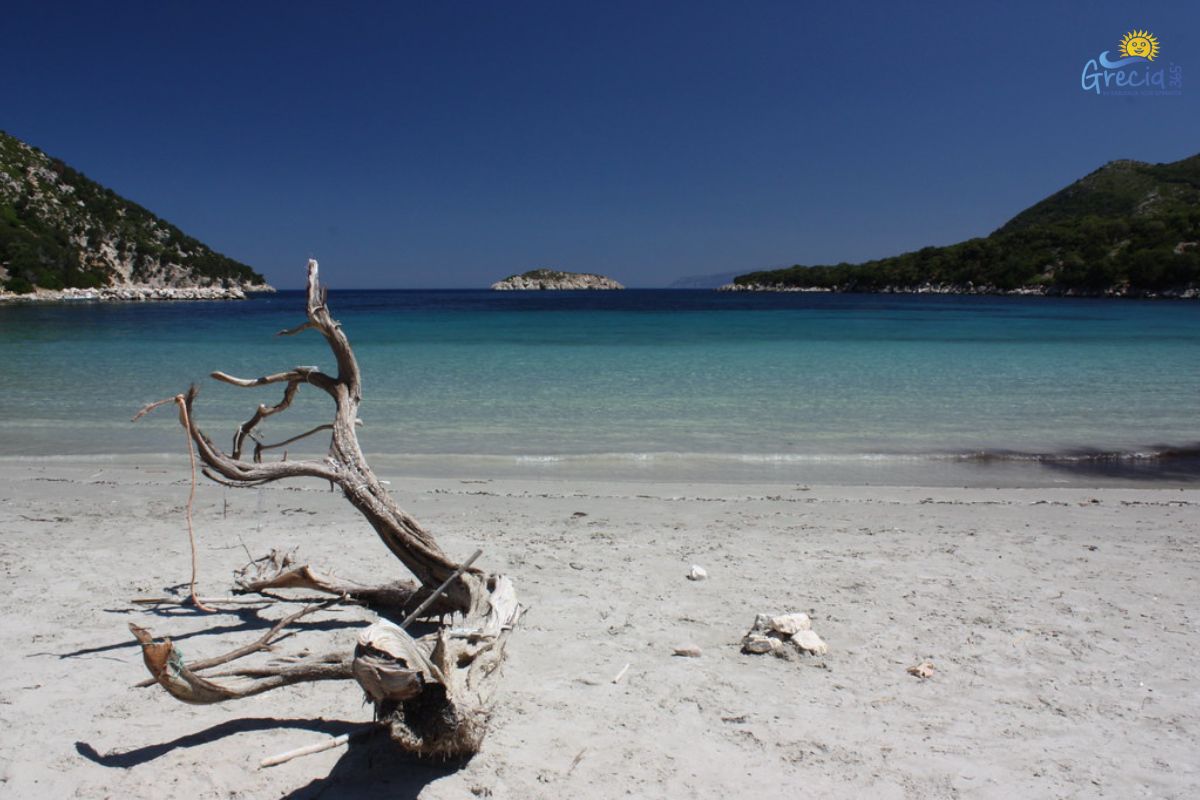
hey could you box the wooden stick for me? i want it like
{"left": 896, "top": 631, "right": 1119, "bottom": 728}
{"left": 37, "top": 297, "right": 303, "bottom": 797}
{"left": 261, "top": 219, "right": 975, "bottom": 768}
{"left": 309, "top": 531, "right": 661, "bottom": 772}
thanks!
{"left": 131, "top": 596, "right": 273, "bottom": 606}
{"left": 612, "top": 663, "right": 631, "bottom": 685}
{"left": 259, "top": 725, "right": 376, "bottom": 768}
{"left": 130, "top": 595, "right": 351, "bottom": 606}
{"left": 177, "top": 398, "right": 216, "bottom": 613}
{"left": 398, "top": 549, "right": 483, "bottom": 629}
{"left": 131, "top": 394, "right": 214, "bottom": 613}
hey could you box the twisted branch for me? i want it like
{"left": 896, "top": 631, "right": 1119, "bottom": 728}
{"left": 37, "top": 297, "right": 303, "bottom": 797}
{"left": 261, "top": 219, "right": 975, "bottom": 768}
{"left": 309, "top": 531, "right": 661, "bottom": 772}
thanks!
{"left": 134, "top": 598, "right": 340, "bottom": 688}
{"left": 131, "top": 622, "right": 352, "bottom": 704}
{"left": 127, "top": 260, "right": 519, "bottom": 758}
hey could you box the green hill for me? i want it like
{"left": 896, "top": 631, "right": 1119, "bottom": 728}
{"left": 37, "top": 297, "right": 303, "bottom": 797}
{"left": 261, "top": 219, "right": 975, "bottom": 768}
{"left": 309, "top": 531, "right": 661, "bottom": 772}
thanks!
{"left": 0, "top": 131, "right": 267, "bottom": 293}
{"left": 733, "top": 154, "right": 1200, "bottom": 296}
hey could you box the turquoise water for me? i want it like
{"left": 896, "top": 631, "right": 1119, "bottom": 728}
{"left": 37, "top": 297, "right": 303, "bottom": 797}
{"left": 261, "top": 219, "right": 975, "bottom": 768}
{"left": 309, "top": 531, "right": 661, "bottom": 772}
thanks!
{"left": 1, "top": 290, "right": 1197, "bottom": 485}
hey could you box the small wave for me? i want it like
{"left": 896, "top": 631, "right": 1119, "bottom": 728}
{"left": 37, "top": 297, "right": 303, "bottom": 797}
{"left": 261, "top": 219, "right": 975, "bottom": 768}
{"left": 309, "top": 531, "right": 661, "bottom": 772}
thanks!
{"left": 1098, "top": 50, "right": 1148, "bottom": 69}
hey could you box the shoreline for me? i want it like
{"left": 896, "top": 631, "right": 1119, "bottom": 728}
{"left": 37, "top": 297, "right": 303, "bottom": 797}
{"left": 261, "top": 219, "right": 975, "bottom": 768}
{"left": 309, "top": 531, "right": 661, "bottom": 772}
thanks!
{"left": 0, "top": 283, "right": 276, "bottom": 303}
{"left": 3, "top": 444, "right": 1197, "bottom": 489}
{"left": 0, "top": 461, "right": 1196, "bottom": 797}
{"left": 718, "top": 281, "right": 1200, "bottom": 299}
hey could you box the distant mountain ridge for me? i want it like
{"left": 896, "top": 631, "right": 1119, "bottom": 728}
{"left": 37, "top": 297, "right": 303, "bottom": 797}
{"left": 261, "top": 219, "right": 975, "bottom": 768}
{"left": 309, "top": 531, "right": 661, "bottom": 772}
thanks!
{"left": 668, "top": 271, "right": 740, "bottom": 289}
{"left": 732, "top": 153, "right": 1200, "bottom": 297}
{"left": 0, "top": 130, "right": 269, "bottom": 296}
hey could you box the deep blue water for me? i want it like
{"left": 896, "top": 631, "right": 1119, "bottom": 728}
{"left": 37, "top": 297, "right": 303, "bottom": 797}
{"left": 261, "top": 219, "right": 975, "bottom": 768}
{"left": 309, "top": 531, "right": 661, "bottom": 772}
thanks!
{"left": 1, "top": 290, "right": 1198, "bottom": 484}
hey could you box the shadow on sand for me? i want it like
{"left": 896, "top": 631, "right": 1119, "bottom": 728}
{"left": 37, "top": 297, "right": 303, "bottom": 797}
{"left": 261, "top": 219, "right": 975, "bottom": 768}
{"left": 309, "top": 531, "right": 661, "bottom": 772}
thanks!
{"left": 76, "top": 720, "right": 467, "bottom": 798}
{"left": 280, "top": 730, "right": 467, "bottom": 800}
{"left": 75, "top": 717, "right": 364, "bottom": 768}
{"left": 52, "top": 601, "right": 361, "bottom": 660}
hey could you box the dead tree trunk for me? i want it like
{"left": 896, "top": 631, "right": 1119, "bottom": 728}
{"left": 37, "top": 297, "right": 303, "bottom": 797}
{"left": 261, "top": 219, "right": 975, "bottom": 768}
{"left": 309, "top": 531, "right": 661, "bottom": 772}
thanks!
{"left": 131, "top": 260, "right": 520, "bottom": 758}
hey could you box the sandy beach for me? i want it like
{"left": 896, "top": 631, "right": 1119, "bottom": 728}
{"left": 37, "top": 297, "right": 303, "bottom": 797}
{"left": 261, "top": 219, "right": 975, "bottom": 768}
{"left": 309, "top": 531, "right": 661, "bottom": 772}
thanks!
{"left": 0, "top": 459, "right": 1195, "bottom": 798}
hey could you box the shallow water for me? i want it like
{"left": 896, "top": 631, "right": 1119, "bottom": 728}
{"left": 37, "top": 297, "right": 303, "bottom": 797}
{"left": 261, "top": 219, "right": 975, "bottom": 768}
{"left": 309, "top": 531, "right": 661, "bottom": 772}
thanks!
{"left": 1, "top": 290, "right": 1197, "bottom": 485}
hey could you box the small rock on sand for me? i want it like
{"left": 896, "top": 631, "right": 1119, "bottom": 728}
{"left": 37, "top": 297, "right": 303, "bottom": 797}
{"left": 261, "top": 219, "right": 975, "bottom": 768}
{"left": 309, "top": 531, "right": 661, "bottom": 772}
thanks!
{"left": 791, "top": 629, "right": 828, "bottom": 655}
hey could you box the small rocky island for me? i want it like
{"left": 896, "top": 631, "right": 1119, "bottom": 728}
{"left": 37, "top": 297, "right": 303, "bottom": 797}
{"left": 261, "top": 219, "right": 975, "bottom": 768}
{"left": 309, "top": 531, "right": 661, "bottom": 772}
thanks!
{"left": 491, "top": 269, "right": 624, "bottom": 290}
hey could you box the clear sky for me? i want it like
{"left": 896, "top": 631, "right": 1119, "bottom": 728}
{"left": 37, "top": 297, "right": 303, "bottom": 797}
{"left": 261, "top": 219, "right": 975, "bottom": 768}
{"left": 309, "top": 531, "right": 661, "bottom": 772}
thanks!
{"left": 3, "top": 1, "right": 1197, "bottom": 288}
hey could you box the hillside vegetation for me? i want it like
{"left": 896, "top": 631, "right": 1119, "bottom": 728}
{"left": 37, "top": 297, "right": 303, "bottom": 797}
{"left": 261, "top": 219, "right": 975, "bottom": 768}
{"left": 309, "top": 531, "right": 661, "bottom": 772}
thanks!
{"left": 0, "top": 131, "right": 266, "bottom": 293}
{"left": 735, "top": 154, "right": 1200, "bottom": 295}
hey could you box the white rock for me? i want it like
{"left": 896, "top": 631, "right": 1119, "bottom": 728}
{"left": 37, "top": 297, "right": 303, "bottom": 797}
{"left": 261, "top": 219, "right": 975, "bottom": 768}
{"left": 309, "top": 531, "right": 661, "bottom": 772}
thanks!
{"left": 791, "top": 629, "right": 828, "bottom": 655}
{"left": 741, "top": 635, "right": 781, "bottom": 655}
{"left": 687, "top": 565, "right": 708, "bottom": 581}
{"left": 672, "top": 645, "right": 702, "bottom": 658}
{"left": 769, "top": 613, "right": 811, "bottom": 635}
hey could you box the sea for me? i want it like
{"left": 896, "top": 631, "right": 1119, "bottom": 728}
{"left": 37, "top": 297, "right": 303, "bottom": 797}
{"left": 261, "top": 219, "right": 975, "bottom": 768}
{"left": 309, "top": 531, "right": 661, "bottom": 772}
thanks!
{"left": 1, "top": 290, "right": 1198, "bottom": 487}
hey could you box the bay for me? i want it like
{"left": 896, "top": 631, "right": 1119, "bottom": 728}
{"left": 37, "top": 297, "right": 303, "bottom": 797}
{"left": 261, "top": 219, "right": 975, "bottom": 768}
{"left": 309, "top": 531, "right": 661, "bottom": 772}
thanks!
{"left": 1, "top": 290, "right": 1197, "bottom": 485}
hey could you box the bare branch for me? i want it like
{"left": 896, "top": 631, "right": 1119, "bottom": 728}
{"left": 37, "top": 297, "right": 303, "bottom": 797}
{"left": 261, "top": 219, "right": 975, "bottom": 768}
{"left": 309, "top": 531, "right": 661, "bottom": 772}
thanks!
{"left": 303, "top": 260, "right": 361, "bottom": 401}
{"left": 231, "top": 380, "right": 301, "bottom": 459}
{"left": 131, "top": 622, "right": 353, "bottom": 703}
{"left": 183, "top": 389, "right": 339, "bottom": 484}
{"left": 276, "top": 320, "right": 316, "bottom": 337}
{"left": 234, "top": 551, "right": 429, "bottom": 618}
{"left": 131, "top": 395, "right": 180, "bottom": 423}
{"left": 252, "top": 420, "right": 361, "bottom": 463}
{"left": 211, "top": 369, "right": 312, "bottom": 388}
{"left": 212, "top": 366, "right": 338, "bottom": 396}
{"left": 200, "top": 468, "right": 275, "bottom": 488}
{"left": 134, "top": 599, "right": 340, "bottom": 688}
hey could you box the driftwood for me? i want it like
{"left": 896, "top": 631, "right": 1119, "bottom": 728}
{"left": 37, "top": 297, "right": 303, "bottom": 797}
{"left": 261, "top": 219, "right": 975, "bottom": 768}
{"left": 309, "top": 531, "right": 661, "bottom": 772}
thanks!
{"left": 130, "top": 260, "right": 521, "bottom": 758}
{"left": 233, "top": 549, "right": 427, "bottom": 618}
{"left": 260, "top": 727, "right": 376, "bottom": 768}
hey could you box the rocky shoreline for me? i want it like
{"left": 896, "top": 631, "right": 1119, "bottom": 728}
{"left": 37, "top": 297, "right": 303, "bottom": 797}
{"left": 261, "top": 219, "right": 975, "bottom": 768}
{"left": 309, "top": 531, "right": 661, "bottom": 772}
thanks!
{"left": 0, "top": 283, "right": 276, "bottom": 303}
{"left": 718, "top": 281, "right": 1200, "bottom": 299}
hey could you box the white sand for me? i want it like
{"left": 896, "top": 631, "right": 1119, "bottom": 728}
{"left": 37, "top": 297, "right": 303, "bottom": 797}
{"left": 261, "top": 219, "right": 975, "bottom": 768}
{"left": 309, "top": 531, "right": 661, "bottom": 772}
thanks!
{"left": 0, "top": 460, "right": 1197, "bottom": 798}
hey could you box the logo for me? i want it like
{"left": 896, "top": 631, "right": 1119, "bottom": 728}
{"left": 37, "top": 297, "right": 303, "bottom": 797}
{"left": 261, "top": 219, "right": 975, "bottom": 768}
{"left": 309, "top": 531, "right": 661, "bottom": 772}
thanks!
{"left": 1118, "top": 30, "right": 1159, "bottom": 61}
{"left": 1081, "top": 28, "right": 1182, "bottom": 95}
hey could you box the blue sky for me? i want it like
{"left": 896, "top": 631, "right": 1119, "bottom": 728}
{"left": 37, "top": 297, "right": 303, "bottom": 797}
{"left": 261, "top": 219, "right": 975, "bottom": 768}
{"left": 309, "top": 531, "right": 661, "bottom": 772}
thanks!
{"left": 3, "top": 1, "right": 1197, "bottom": 288}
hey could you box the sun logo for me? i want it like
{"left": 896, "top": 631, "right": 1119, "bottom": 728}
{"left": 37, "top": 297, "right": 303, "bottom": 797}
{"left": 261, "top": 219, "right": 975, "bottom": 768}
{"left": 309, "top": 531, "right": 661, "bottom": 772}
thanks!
{"left": 1118, "top": 29, "right": 1160, "bottom": 61}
